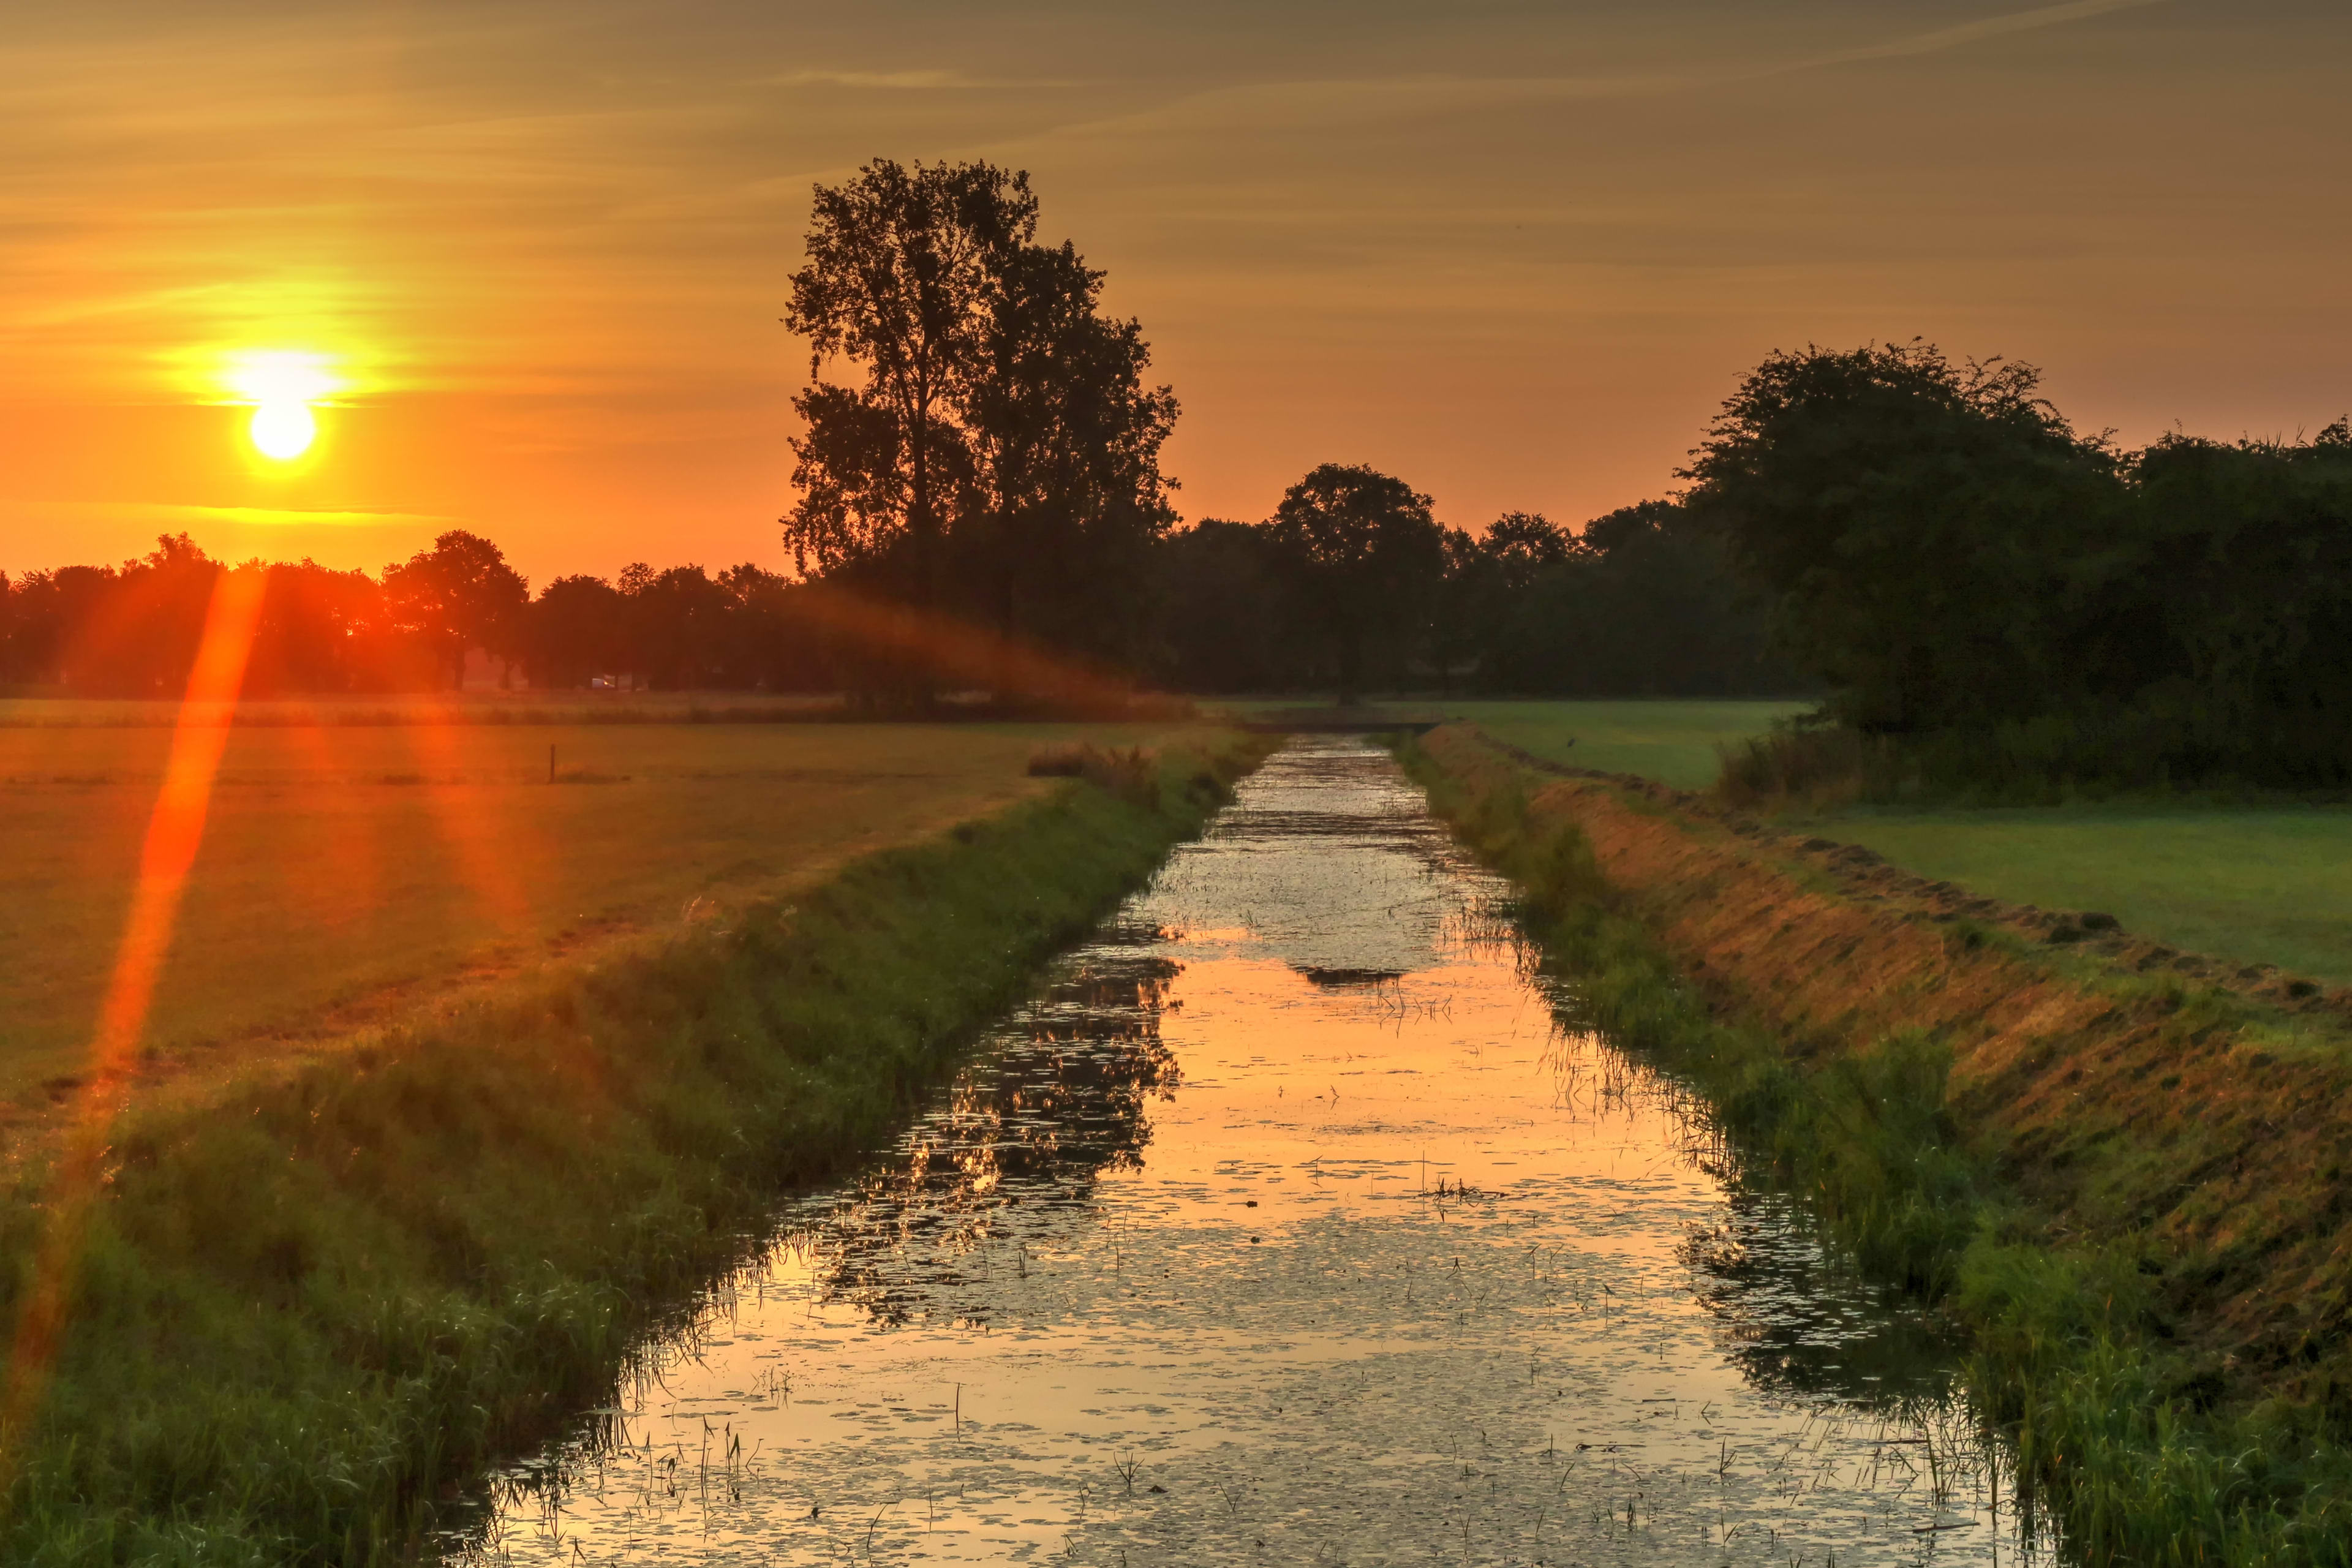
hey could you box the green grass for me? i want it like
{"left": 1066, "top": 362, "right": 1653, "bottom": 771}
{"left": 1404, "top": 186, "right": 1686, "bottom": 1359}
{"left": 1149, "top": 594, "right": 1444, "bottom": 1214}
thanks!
{"left": 0, "top": 736, "right": 1262, "bottom": 1565}
{"left": 0, "top": 718, "right": 1210, "bottom": 1106}
{"left": 1436, "top": 699, "right": 1809, "bottom": 788}
{"left": 1813, "top": 805, "right": 2352, "bottom": 986}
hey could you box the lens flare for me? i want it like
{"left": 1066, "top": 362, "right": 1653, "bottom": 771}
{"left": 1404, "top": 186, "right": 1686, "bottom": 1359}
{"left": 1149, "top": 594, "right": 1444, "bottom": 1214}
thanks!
{"left": 0, "top": 567, "right": 267, "bottom": 1484}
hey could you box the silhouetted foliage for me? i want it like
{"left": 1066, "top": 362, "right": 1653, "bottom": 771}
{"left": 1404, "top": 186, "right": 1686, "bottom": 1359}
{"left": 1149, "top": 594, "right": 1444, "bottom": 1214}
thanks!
{"left": 382, "top": 531, "right": 530, "bottom": 689}
{"left": 1682, "top": 339, "right": 2352, "bottom": 789}
{"left": 1140, "top": 492, "right": 1790, "bottom": 699}
{"left": 782, "top": 159, "right": 1177, "bottom": 695}
{"left": 782, "top": 158, "right": 1037, "bottom": 603}
{"left": 1684, "top": 340, "right": 2121, "bottom": 734}
{"left": 1479, "top": 502, "right": 1795, "bottom": 696}
{"left": 1267, "top": 464, "right": 1447, "bottom": 699}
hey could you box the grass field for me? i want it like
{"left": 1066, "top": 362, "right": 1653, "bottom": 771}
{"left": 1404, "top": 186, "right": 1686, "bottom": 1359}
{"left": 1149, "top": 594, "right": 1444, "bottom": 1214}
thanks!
{"left": 1428, "top": 699, "right": 1809, "bottom": 788}
{"left": 0, "top": 717, "right": 1199, "bottom": 1109}
{"left": 1814, "top": 805, "right": 2352, "bottom": 986}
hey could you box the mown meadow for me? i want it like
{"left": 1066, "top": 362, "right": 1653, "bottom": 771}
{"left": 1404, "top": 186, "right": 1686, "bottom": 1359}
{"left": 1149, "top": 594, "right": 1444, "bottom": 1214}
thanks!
{"left": 0, "top": 710, "right": 1204, "bottom": 1107}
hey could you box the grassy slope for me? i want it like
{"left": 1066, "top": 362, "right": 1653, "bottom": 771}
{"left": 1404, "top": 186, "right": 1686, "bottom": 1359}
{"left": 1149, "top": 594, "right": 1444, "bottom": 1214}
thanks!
{"left": 1435, "top": 699, "right": 1809, "bottom": 789}
{"left": 1408, "top": 726, "right": 2352, "bottom": 1566}
{"left": 1813, "top": 804, "right": 2352, "bottom": 986}
{"left": 0, "top": 720, "right": 1204, "bottom": 1104}
{"left": 2, "top": 736, "right": 1263, "bottom": 1566}
{"left": 1445, "top": 697, "right": 2352, "bottom": 991}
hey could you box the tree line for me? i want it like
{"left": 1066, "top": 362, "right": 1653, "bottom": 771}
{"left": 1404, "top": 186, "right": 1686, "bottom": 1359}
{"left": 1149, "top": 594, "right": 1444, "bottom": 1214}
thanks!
{"left": 1684, "top": 340, "right": 2352, "bottom": 789}
{"left": 2, "top": 157, "right": 1790, "bottom": 704}
{"left": 0, "top": 491, "right": 1786, "bottom": 701}
{"left": 23, "top": 138, "right": 2340, "bottom": 793}
{"left": 0, "top": 532, "right": 845, "bottom": 697}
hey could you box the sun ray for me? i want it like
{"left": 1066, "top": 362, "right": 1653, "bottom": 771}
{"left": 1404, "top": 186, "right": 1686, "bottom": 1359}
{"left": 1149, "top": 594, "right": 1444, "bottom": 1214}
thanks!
{"left": 0, "top": 567, "right": 268, "bottom": 1477}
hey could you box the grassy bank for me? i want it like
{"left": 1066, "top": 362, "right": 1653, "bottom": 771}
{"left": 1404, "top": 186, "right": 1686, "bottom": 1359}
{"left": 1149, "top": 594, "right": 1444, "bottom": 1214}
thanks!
{"left": 0, "top": 735, "right": 1263, "bottom": 1565}
{"left": 1402, "top": 727, "right": 2352, "bottom": 1566}
{"left": 1431, "top": 698, "right": 1808, "bottom": 788}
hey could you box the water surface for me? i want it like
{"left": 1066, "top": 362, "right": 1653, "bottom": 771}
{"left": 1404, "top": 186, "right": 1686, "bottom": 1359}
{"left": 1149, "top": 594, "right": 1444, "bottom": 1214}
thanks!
{"left": 471, "top": 738, "right": 2037, "bottom": 1565}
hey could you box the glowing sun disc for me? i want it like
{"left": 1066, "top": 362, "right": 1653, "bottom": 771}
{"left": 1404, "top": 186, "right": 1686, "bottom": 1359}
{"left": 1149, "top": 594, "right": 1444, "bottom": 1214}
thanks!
{"left": 249, "top": 401, "right": 315, "bottom": 460}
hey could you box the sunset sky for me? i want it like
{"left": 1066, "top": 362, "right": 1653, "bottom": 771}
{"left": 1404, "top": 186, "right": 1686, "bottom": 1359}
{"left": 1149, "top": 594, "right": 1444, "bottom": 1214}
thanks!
{"left": 2, "top": 0, "right": 2345, "bottom": 584}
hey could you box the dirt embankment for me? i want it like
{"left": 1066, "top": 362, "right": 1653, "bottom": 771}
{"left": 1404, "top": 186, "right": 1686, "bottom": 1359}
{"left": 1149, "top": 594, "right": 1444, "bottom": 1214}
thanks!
{"left": 1428, "top": 723, "right": 2352, "bottom": 1393}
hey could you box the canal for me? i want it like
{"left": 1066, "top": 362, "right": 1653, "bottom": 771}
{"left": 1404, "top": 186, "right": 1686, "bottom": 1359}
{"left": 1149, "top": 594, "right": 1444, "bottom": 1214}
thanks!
{"left": 469, "top": 736, "right": 2038, "bottom": 1565}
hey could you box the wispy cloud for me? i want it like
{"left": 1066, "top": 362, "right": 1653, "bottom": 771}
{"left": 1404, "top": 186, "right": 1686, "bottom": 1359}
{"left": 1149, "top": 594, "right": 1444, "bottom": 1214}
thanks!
{"left": 18, "top": 500, "right": 454, "bottom": 529}
{"left": 1763, "top": 0, "right": 2174, "bottom": 76}
{"left": 1023, "top": 0, "right": 2173, "bottom": 151}
{"left": 774, "top": 69, "right": 986, "bottom": 91}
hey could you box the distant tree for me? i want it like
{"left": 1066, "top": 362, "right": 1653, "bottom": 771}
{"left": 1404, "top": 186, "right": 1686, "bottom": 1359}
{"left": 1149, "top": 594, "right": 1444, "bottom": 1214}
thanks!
{"left": 247, "top": 560, "right": 384, "bottom": 694}
{"left": 48, "top": 535, "right": 221, "bottom": 695}
{"left": 783, "top": 159, "right": 1038, "bottom": 605}
{"left": 1485, "top": 511, "right": 1573, "bottom": 587}
{"left": 381, "top": 530, "right": 529, "bottom": 688}
{"left": 1431, "top": 511, "right": 1574, "bottom": 690}
{"left": 2106, "top": 429, "right": 2352, "bottom": 781}
{"left": 1268, "top": 464, "right": 1447, "bottom": 701}
{"left": 528, "top": 575, "right": 627, "bottom": 688}
{"left": 622, "top": 565, "right": 732, "bottom": 689}
{"left": 1148, "top": 520, "right": 1301, "bottom": 692}
{"left": 1483, "top": 501, "right": 1793, "bottom": 696}
{"left": 717, "top": 563, "right": 832, "bottom": 692}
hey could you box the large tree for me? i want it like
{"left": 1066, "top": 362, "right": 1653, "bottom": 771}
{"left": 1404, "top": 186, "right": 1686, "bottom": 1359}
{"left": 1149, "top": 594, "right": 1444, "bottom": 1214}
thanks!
{"left": 956, "top": 238, "right": 1180, "bottom": 666}
{"left": 1681, "top": 340, "right": 2121, "bottom": 731}
{"left": 782, "top": 159, "right": 1038, "bottom": 605}
{"left": 1268, "top": 464, "right": 1446, "bottom": 700}
{"left": 783, "top": 160, "right": 1182, "bottom": 697}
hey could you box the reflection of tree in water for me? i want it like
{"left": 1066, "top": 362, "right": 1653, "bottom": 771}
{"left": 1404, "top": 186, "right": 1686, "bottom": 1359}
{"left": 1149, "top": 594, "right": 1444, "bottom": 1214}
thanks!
{"left": 805, "top": 944, "right": 1182, "bottom": 1327}
{"left": 1547, "top": 1022, "right": 1973, "bottom": 1417}
{"left": 1679, "top": 1188, "right": 1964, "bottom": 1412}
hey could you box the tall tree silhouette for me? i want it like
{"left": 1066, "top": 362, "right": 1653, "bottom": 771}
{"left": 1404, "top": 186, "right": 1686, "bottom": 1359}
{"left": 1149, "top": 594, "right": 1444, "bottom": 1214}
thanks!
{"left": 782, "top": 159, "right": 1038, "bottom": 607}
{"left": 959, "top": 238, "right": 1180, "bottom": 672}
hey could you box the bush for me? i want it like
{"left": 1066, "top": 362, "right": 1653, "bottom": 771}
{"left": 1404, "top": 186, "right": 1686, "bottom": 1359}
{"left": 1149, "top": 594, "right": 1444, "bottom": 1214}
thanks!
{"left": 1027, "top": 742, "right": 1160, "bottom": 804}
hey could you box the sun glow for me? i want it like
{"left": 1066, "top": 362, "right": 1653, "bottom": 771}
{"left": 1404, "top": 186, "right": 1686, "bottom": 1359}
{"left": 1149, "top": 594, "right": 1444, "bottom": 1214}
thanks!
{"left": 226, "top": 349, "right": 336, "bottom": 462}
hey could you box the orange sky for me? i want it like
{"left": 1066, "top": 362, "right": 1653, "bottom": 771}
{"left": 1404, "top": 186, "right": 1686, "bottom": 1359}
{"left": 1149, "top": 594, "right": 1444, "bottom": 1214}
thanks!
{"left": 2, "top": 1, "right": 2346, "bottom": 584}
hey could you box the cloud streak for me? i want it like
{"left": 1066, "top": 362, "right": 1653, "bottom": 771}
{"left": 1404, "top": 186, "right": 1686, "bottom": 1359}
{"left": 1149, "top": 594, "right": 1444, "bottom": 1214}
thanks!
{"left": 1765, "top": 0, "right": 2175, "bottom": 76}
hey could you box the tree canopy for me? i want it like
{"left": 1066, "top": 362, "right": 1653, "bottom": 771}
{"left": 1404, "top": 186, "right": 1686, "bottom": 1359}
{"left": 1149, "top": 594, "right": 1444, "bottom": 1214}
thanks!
{"left": 782, "top": 159, "right": 1178, "bottom": 681}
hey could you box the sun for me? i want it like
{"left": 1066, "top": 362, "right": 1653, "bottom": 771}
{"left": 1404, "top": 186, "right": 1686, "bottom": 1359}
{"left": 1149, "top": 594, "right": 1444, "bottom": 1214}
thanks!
{"left": 249, "top": 401, "right": 316, "bottom": 460}
{"left": 226, "top": 350, "right": 335, "bottom": 462}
